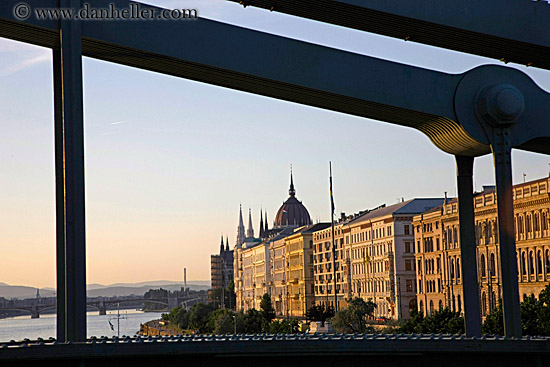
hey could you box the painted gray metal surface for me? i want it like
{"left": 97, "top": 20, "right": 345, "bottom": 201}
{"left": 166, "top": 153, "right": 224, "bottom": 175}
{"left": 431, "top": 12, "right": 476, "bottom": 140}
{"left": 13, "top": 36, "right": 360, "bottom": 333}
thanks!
{"left": 228, "top": 0, "right": 550, "bottom": 70}
{"left": 52, "top": 0, "right": 87, "bottom": 343}
{"left": 455, "top": 156, "right": 482, "bottom": 337}
{"left": 1, "top": 334, "right": 550, "bottom": 367}
{"left": 1, "top": 1, "right": 549, "bottom": 157}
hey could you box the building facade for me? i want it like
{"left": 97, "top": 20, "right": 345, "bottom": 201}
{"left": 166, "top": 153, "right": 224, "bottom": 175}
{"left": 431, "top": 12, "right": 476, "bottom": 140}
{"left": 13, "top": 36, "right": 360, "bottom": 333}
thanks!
{"left": 234, "top": 170, "right": 314, "bottom": 314}
{"left": 413, "top": 177, "right": 550, "bottom": 317}
{"left": 338, "top": 199, "right": 444, "bottom": 320}
{"left": 210, "top": 236, "right": 234, "bottom": 291}
{"left": 312, "top": 219, "right": 347, "bottom": 310}
{"left": 284, "top": 223, "right": 331, "bottom": 317}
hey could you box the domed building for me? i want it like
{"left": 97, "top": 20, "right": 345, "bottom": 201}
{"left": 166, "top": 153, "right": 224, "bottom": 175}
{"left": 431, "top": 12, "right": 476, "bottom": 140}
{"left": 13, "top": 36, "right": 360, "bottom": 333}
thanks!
{"left": 274, "top": 170, "right": 312, "bottom": 228}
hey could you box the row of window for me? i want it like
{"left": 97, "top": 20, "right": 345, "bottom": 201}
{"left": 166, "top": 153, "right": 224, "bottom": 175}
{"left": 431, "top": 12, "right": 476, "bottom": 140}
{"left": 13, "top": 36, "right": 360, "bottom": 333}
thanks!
{"left": 346, "top": 225, "right": 394, "bottom": 245}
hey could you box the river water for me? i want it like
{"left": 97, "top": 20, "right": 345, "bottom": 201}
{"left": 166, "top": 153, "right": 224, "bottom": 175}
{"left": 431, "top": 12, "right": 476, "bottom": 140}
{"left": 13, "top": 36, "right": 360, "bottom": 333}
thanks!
{"left": 0, "top": 310, "right": 163, "bottom": 342}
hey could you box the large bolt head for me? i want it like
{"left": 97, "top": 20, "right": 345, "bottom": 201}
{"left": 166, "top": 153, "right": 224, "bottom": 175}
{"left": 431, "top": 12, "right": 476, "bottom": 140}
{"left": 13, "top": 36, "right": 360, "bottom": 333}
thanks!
{"left": 475, "top": 84, "right": 524, "bottom": 126}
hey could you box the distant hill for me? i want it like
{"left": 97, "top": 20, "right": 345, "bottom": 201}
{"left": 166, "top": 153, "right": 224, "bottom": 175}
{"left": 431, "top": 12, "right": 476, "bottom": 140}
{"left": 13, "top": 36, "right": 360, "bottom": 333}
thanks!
{"left": 0, "top": 281, "right": 210, "bottom": 299}
{"left": 0, "top": 284, "right": 55, "bottom": 299}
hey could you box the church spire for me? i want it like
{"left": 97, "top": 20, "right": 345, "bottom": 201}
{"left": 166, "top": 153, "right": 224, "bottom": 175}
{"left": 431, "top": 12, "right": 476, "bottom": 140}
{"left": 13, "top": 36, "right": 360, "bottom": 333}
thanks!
{"left": 220, "top": 234, "right": 224, "bottom": 253}
{"left": 236, "top": 204, "right": 246, "bottom": 246}
{"left": 259, "top": 209, "right": 264, "bottom": 238}
{"left": 247, "top": 208, "right": 254, "bottom": 238}
{"left": 225, "top": 235, "right": 229, "bottom": 251}
{"left": 264, "top": 210, "right": 269, "bottom": 236}
{"left": 289, "top": 164, "right": 296, "bottom": 197}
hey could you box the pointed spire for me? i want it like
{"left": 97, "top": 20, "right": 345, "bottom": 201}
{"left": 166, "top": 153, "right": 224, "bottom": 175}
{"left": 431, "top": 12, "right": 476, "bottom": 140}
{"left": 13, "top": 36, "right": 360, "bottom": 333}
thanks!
{"left": 264, "top": 211, "right": 268, "bottom": 236}
{"left": 289, "top": 164, "right": 296, "bottom": 197}
{"left": 259, "top": 209, "right": 264, "bottom": 238}
{"left": 236, "top": 204, "right": 246, "bottom": 246}
{"left": 220, "top": 234, "right": 224, "bottom": 253}
{"left": 225, "top": 236, "right": 229, "bottom": 251}
{"left": 247, "top": 208, "right": 254, "bottom": 238}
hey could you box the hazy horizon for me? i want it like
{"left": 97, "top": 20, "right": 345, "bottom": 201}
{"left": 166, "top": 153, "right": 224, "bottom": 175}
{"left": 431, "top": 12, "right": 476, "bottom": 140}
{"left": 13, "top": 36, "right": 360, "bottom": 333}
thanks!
{"left": 2, "top": 0, "right": 550, "bottom": 288}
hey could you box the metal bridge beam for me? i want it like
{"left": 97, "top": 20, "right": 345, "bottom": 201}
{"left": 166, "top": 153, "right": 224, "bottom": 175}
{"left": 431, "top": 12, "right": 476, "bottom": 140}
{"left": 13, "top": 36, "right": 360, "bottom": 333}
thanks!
{"left": 228, "top": 0, "right": 550, "bottom": 71}
{"left": 52, "top": 0, "right": 87, "bottom": 342}
{"left": 455, "top": 156, "right": 481, "bottom": 337}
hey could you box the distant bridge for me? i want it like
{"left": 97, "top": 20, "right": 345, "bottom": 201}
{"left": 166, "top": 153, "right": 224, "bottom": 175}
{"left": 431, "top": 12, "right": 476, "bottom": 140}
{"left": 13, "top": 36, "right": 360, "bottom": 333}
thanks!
{"left": 0, "top": 296, "right": 206, "bottom": 319}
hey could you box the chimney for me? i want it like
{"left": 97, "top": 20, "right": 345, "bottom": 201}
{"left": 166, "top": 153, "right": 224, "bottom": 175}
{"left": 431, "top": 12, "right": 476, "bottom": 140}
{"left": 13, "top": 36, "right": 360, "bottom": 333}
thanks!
{"left": 184, "top": 268, "right": 187, "bottom": 294}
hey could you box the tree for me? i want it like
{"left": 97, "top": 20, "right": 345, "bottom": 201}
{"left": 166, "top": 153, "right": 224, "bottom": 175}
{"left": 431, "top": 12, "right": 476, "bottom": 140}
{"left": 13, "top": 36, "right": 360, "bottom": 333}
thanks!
{"left": 481, "top": 302, "right": 504, "bottom": 335}
{"left": 243, "top": 309, "right": 263, "bottom": 333}
{"left": 188, "top": 303, "right": 216, "bottom": 333}
{"left": 421, "top": 308, "right": 464, "bottom": 334}
{"left": 331, "top": 297, "right": 376, "bottom": 333}
{"left": 399, "top": 308, "right": 463, "bottom": 334}
{"left": 268, "top": 319, "right": 300, "bottom": 333}
{"left": 399, "top": 309, "right": 425, "bottom": 334}
{"left": 482, "top": 291, "right": 550, "bottom": 336}
{"left": 226, "top": 280, "right": 236, "bottom": 309}
{"left": 161, "top": 306, "right": 189, "bottom": 330}
{"left": 208, "top": 309, "right": 238, "bottom": 334}
{"left": 306, "top": 304, "right": 335, "bottom": 327}
{"left": 260, "top": 293, "right": 276, "bottom": 329}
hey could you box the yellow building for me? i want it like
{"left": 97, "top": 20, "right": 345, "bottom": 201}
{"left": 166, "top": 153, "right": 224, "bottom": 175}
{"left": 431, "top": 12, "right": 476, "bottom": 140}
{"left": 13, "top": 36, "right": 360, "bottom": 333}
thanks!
{"left": 341, "top": 199, "right": 444, "bottom": 320}
{"left": 312, "top": 220, "right": 347, "bottom": 310}
{"left": 413, "top": 177, "right": 550, "bottom": 317}
{"left": 284, "top": 223, "right": 331, "bottom": 317}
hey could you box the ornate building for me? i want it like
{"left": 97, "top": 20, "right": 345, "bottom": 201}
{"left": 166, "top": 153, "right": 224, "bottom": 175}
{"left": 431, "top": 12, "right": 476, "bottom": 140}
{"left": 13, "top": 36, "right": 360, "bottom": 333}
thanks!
{"left": 210, "top": 236, "right": 234, "bottom": 291}
{"left": 273, "top": 170, "right": 312, "bottom": 228}
{"left": 338, "top": 199, "right": 444, "bottom": 320}
{"left": 413, "top": 177, "right": 550, "bottom": 317}
{"left": 234, "top": 169, "right": 314, "bottom": 313}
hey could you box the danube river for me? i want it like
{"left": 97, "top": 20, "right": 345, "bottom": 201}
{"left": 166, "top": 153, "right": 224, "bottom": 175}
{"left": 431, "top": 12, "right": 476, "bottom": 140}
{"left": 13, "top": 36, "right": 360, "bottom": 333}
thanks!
{"left": 0, "top": 310, "right": 163, "bottom": 342}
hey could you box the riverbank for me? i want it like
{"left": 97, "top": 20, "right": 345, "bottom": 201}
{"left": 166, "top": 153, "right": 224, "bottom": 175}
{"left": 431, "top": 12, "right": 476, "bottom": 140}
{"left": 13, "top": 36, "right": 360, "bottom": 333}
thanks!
{"left": 139, "top": 320, "right": 184, "bottom": 336}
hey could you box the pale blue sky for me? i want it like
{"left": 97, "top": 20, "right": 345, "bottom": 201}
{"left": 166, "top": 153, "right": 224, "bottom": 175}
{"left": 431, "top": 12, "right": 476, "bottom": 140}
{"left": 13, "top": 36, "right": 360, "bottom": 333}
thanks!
{"left": 1, "top": 0, "right": 549, "bottom": 288}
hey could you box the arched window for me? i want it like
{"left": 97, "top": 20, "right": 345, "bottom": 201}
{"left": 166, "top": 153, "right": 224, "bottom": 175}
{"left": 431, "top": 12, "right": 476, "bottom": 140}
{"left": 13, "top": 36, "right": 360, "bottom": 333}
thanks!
{"left": 530, "top": 251, "right": 535, "bottom": 275}
{"left": 438, "top": 300, "right": 443, "bottom": 311}
{"left": 457, "top": 294, "right": 462, "bottom": 312}
{"left": 453, "top": 227, "right": 458, "bottom": 244}
{"left": 522, "top": 252, "right": 527, "bottom": 275}
{"left": 429, "top": 300, "right": 434, "bottom": 315}
{"left": 409, "top": 299, "right": 417, "bottom": 313}
{"left": 456, "top": 259, "right": 461, "bottom": 279}
{"left": 490, "top": 290, "right": 497, "bottom": 311}
{"left": 452, "top": 295, "right": 455, "bottom": 312}
{"left": 450, "top": 259, "right": 455, "bottom": 279}
{"left": 546, "top": 250, "right": 550, "bottom": 274}
{"left": 537, "top": 251, "right": 543, "bottom": 275}
{"left": 519, "top": 216, "right": 524, "bottom": 234}
{"left": 490, "top": 253, "right": 496, "bottom": 277}
{"left": 480, "top": 254, "right": 486, "bottom": 277}
{"left": 419, "top": 300, "right": 424, "bottom": 314}
{"left": 481, "top": 292, "right": 487, "bottom": 316}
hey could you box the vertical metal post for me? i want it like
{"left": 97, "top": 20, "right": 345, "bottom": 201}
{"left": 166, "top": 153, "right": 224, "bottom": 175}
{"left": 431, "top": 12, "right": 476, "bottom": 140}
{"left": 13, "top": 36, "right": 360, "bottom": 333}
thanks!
{"left": 52, "top": 49, "right": 66, "bottom": 342}
{"left": 53, "top": 0, "right": 87, "bottom": 342}
{"left": 455, "top": 155, "right": 482, "bottom": 337}
{"left": 329, "top": 162, "right": 338, "bottom": 310}
{"left": 491, "top": 129, "right": 522, "bottom": 337}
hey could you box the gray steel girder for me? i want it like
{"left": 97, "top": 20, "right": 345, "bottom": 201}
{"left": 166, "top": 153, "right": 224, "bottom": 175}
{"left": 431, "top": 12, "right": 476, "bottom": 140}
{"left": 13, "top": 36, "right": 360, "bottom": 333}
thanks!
{"left": 1, "top": 0, "right": 549, "bottom": 157}
{"left": 227, "top": 0, "right": 550, "bottom": 71}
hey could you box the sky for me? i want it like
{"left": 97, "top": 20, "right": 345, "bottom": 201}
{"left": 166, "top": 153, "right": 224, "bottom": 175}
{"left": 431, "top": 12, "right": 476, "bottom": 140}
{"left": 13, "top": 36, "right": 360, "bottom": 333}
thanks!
{"left": 1, "top": 1, "right": 550, "bottom": 289}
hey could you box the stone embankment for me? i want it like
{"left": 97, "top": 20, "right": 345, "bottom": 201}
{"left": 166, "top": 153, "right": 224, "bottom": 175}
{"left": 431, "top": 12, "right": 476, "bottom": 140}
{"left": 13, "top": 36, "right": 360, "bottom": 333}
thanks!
{"left": 138, "top": 320, "right": 183, "bottom": 336}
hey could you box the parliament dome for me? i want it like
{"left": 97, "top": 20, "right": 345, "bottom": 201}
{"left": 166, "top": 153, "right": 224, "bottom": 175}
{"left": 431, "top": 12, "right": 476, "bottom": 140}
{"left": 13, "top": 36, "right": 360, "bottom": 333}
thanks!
{"left": 274, "top": 171, "right": 312, "bottom": 228}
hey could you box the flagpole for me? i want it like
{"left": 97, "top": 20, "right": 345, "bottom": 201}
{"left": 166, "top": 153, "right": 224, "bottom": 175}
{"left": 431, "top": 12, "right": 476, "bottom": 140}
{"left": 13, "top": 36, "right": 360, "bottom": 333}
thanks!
{"left": 329, "top": 162, "right": 338, "bottom": 311}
